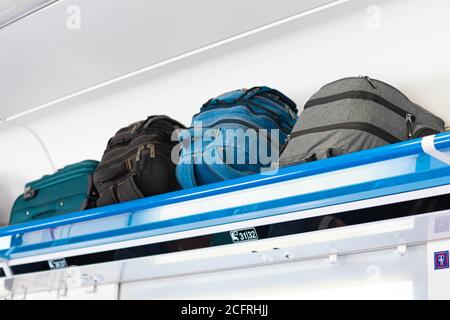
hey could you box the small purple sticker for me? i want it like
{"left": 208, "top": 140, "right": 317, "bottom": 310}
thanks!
{"left": 434, "top": 251, "right": 449, "bottom": 270}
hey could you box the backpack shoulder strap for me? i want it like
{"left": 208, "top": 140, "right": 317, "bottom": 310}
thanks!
{"left": 176, "top": 152, "right": 198, "bottom": 189}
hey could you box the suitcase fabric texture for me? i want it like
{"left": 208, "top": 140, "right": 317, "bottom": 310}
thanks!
{"left": 176, "top": 86, "right": 298, "bottom": 188}
{"left": 93, "top": 115, "right": 186, "bottom": 207}
{"left": 279, "top": 76, "right": 445, "bottom": 167}
{"left": 10, "top": 160, "right": 99, "bottom": 225}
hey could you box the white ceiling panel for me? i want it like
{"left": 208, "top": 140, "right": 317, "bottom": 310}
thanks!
{"left": 0, "top": 0, "right": 348, "bottom": 120}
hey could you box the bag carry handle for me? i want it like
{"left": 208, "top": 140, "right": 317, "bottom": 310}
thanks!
{"left": 246, "top": 87, "right": 297, "bottom": 113}
{"left": 202, "top": 87, "right": 265, "bottom": 108}
{"left": 142, "top": 115, "right": 186, "bottom": 131}
{"left": 108, "top": 121, "right": 144, "bottom": 147}
{"left": 176, "top": 152, "right": 199, "bottom": 189}
{"left": 202, "top": 87, "right": 297, "bottom": 113}
{"left": 110, "top": 116, "right": 186, "bottom": 148}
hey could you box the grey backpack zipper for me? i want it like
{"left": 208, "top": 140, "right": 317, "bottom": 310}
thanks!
{"left": 405, "top": 113, "right": 414, "bottom": 138}
{"left": 361, "top": 75, "right": 377, "bottom": 89}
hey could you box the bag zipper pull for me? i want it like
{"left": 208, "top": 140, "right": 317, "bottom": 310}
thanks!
{"left": 279, "top": 134, "right": 291, "bottom": 154}
{"left": 360, "top": 76, "right": 377, "bottom": 89}
{"left": 285, "top": 134, "right": 291, "bottom": 144}
{"left": 405, "top": 113, "right": 414, "bottom": 138}
{"left": 135, "top": 145, "right": 145, "bottom": 162}
{"left": 286, "top": 106, "right": 297, "bottom": 120}
{"left": 147, "top": 144, "right": 156, "bottom": 158}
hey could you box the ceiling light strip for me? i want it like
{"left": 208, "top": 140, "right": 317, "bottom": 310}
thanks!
{"left": 0, "top": 0, "right": 59, "bottom": 30}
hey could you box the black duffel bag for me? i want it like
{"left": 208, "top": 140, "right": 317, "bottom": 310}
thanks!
{"left": 94, "top": 115, "right": 186, "bottom": 207}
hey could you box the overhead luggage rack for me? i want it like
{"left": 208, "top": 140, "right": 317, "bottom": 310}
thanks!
{"left": 1, "top": 133, "right": 450, "bottom": 299}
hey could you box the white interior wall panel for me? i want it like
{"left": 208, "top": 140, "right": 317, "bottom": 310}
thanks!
{"left": 119, "top": 245, "right": 428, "bottom": 300}
{"left": 0, "top": 0, "right": 450, "bottom": 225}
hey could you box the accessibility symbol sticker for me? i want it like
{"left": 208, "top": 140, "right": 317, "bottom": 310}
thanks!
{"left": 434, "top": 251, "right": 449, "bottom": 270}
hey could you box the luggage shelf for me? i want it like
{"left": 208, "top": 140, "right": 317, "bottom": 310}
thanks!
{"left": 0, "top": 133, "right": 449, "bottom": 282}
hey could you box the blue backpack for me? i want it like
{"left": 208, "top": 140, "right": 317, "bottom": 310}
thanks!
{"left": 176, "top": 86, "right": 298, "bottom": 188}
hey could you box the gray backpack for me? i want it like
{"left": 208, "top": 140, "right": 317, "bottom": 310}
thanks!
{"left": 280, "top": 76, "right": 445, "bottom": 166}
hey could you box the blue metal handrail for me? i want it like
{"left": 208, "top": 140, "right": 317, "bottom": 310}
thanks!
{"left": 1, "top": 132, "right": 449, "bottom": 238}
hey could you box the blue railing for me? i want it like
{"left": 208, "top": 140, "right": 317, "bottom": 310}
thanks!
{"left": 1, "top": 132, "right": 450, "bottom": 238}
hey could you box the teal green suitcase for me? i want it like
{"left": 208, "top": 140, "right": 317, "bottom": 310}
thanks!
{"left": 10, "top": 160, "right": 99, "bottom": 225}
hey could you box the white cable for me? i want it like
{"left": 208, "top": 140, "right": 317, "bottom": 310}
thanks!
{"left": 421, "top": 135, "right": 450, "bottom": 165}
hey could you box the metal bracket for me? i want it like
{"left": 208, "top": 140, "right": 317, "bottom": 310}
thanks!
{"left": 396, "top": 244, "right": 407, "bottom": 256}
{"left": 0, "top": 261, "right": 12, "bottom": 278}
{"left": 9, "top": 285, "right": 27, "bottom": 300}
{"left": 328, "top": 244, "right": 338, "bottom": 264}
{"left": 283, "top": 250, "right": 295, "bottom": 260}
{"left": 328, "top": 253, "right": 338, "bottom": 264}
{"left": 396, "top": 233, "right": 407, "bottom": 256}
{"left": 57, "top": 280, "right": 68, "bottom": 299}
{"left": 81, "top": 274, "right": 103, "bottom": 294}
